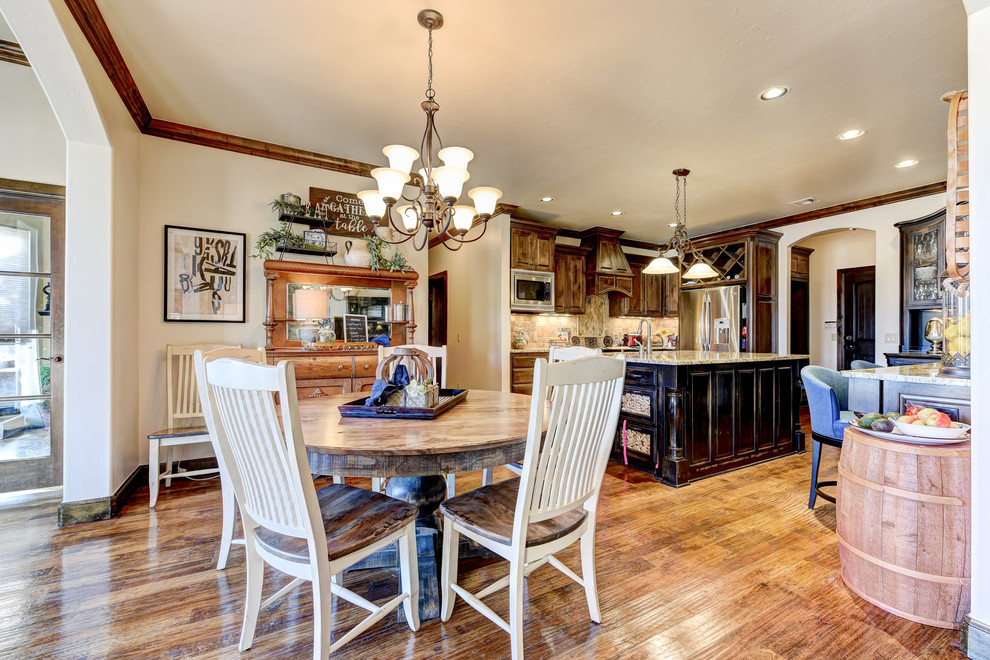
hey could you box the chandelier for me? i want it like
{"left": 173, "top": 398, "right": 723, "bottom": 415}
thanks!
{"left": 643, "top": 169, "right": 719, "bottom": 280}
{"left": 357, "top": 9, "right": 503, "bottom": 252}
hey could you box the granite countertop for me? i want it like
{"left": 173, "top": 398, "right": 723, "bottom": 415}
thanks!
{"left": 626, "top": 351, "right": 809, "bottom": 366}
{"left": 510, "top": 346, "right": 676, "bottom": 354}
{"left": 841, "top": 363, "right": 970, "bottom": 387}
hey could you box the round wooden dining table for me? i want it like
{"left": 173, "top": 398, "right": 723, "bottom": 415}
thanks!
{"left": 297, "top": 389, "right": 543, "bottom": 620}
{"left": 299, "top": 389, "right": 541, "bottom": 481}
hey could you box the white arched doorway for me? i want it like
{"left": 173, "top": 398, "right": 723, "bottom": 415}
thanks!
{"left": 1, "top": 0, "right": 139, "bottom": 505}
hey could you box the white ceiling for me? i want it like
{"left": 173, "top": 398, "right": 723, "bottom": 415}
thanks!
{"left": 93, "top": 0, "right": 967, "bottom": 241}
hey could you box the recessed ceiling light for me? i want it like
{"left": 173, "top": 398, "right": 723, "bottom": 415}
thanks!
{"left": 759, "top": 85, "right": 790, "bottom": 101}
{"left": 790, "top": 197, "right": 820, "bottom": 206}
{"left": 837, "top": 129, "right": 865, "bottom": 140}
{"left": 667, "top": 223, "right": 678, "bottom": 227}
{"left": 895, "top": 159, "right": 919, "bottom": 168}
{"left": 610, "top": 210, "right": 623, "bottom": 216}
{"left": 539, "top": 196, "right": 554, "bottom": 202}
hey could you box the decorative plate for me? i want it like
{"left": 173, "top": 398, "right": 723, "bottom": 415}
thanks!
{"left": 571, "top": 336, "right": 581, "bottom": 346}
{"left": 602, "top": 335, "right": 613, "bottom": 347}
{"left": 584, "top": 336, "right": 599, "bottom": 348}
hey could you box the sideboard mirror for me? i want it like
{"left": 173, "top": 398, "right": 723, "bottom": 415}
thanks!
{"left": 263, "top": 259, "right": 418, "bottom": 349}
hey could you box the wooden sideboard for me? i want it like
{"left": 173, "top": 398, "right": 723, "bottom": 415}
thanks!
{"left": 262, "top": 259, "right": 419, "bottom": 399}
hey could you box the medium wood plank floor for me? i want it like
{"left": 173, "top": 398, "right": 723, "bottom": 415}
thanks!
{"left": 0, "top": 441, "right": 965, "bottom": 658}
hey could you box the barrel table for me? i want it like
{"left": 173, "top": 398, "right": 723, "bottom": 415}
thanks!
{"left": 836, "top": 427, "right": 971, "bottom": 629}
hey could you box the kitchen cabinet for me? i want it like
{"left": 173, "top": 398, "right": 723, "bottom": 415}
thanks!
{"left": 663, "top": 267, "right": 679, "bottom": 317}
{"left": 510, "top": 220, "right": 558, "bottom": 272}
{"left": 510, "top": 352, "right": 549, "bottom": 395}
{"left": 790, "top": 246, "right": 812, "bottom": 280}
{"left": 607, "top": 255, "right": 674, "bottom": 318}
{"left": 553, "top": 244, "right": 590, "bottom": 314}
{"left": 895, "top": 210, "right": 946, "bottom": 355}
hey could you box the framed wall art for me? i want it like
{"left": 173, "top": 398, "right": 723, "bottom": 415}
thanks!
{"left": 164, "top": 225, "right": 246, "bottom": 322}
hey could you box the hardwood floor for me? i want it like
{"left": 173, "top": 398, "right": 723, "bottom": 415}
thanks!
{"left": 0, "top": 439, "right": 965, "bottom": 658}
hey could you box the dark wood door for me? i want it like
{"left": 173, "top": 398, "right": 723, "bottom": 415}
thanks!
{"left": 838, "top": 266, "right": 875, "bottom": 370}
{"left": 428, "top": 272, "right": 447, "bottom": 347}
{"left": 790, "top": 279, "right": 810, "bottom": 355}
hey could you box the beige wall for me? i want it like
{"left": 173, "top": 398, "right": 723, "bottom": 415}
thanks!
{"left": 136, "top": 136, "right": 429, "bottom": 461}
{"left": 793, "top": 230, "right": 876, "bottom": 368}
{"left": 427, "top": 216, "right": 510, "bottom": 391}
{"left": 0, "top": 59, "right": 65, "bottom": 185}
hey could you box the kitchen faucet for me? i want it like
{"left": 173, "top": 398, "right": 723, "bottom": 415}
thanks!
{"left": 635, "top": 319, "right": 653, "bottom": 359}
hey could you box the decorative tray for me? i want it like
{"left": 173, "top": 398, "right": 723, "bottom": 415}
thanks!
{"left": 338, "top": 389, "right": 468, "bottom": 420}
{"left": 849, "top": 421, "right": 971, "bottom": 446}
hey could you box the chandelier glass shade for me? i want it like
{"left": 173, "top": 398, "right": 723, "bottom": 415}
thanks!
{"left": 357, "top": 10, "right": 503, "bottom": 252}
{"left": 642, "top": 169, "right": 719, "bottom": 280}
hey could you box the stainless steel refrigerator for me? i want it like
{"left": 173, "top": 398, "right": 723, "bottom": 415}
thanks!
{"left": 680, "top": 285, "right": 744, "bottom": 352}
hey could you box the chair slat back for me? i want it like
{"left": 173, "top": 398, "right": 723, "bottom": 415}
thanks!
{"left": 167, "top": 343, "right": 237, "bottom": 426}
{"left": 548, "top": 346, "right": 602, "bottom": 363}
{"left": 379, "top": 344, "right": 447, "bottom": 387}
{"left": 196, "top": 355, "right": 321, "bottom": 541}
{"left": 515, "top": 356, "right": 624, "bottom": 529}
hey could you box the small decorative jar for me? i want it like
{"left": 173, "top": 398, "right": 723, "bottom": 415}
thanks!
{"left": 318, "top": 329, "right": 336, "bottom": 343}
{"left": 941, "top": 278, "right": 970, "bottom": 376}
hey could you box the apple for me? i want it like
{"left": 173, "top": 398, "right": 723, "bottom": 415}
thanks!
{"left": 933, "top": 413, "right": 952, "bottom": 428}
{"left": 897, "top": 415, "right": 917, "bottom": 424}
{"left": 912, "top": 420, "right": 927, "bottom": 425}
{"left": 916, "top": 408, "right": 939, "bottom": 421}
{"left": 949, "top": 422, "right": 960, "bottom": 429}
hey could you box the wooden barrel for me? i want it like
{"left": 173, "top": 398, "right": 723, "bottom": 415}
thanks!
{"left": 836, "top": 427, "right": 971, "bottom": 629}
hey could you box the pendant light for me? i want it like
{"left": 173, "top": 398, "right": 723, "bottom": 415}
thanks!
{"left": 643, "top": 169, "right": 719, "bottom": 280}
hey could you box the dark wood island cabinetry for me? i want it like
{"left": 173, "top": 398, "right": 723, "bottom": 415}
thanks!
{"left": 612, "top": 351, "right": 808, "bottom": 486}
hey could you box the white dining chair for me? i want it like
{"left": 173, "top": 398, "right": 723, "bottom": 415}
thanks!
{"left": 378, "top": 344, "right": 463, "bottom": 496}
{"left": 439, "top": 355, "right": 625, "bottom": 659}
{"left": 195, "top": 354, "right": 419, "bottom": 658}
{"left": 194, "top": 347, "right": 266, "bottom": 570}
{"left": 486, "top": 345, "right": 607, "bottom": 484}
{"left": 148, "top": 343, "right": 235, "bottom": 508}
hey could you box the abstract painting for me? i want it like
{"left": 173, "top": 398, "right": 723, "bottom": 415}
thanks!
{"left": 164, "top": 225, "right": 245, "bottom": 322}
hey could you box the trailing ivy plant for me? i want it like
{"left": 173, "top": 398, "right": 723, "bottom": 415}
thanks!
{"left": 253, "top": 220, "right": 303, "bottom": 259}
{"left": 365, "top": 234, "right": 411, "bottom": 272}
{"left": 269, "top": 198, "right": 306, "bottom": 217}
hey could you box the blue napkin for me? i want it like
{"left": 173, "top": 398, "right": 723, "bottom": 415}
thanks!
{"left": 364, "top": 364, "right": 410, "bottom": 406}
{"left": 371, "top": 334, "right": 391, "bottom": 347}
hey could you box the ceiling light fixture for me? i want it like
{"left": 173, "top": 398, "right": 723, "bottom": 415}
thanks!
{"left": 837, "top": 129, "right": 865, "bottom": 140}
{"left": 895, "top": 159, "right": 919, "bottom": 168}
{"left": 539, "top": 196, "right": 554, "bottom": 202}
{"left": 357, "top": 10, "right": 502, "bottom": 251}
{"left": 667, "top": 223, "right": 678, "bottom": 227}
{"left": 643, "top": 169, "right": 719, "bottom": 280}
{"left": 789, "top": 197, "right": 820, "bottom": 206}
{"left": 610, "top": 210, "right": 623, "bottom": 216}
{"left": 759, "top": 85, "right": 790, "bottom": 101}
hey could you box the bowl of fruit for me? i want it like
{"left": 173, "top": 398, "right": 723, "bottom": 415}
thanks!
{"left": 892, "top": 407, "right": 970, "bottom": 440}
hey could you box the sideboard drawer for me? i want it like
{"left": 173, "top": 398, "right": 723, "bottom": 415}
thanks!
{"left": 288, "top": 356, "right": 354, "bottom": 379}
{"left": 297, "top": 379, "right": 351, "bottom": 399}
{"left": 354, "top": 357, "right": 379, "bottom": 380}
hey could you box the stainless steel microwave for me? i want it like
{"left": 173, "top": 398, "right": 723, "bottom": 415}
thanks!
{"left": 511, "top": 269, "right": 555, "bottom": 312}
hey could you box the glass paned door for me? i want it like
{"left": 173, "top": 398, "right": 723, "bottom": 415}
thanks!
{"left": 0, "top": 200, "right": 63, "bottom": 494}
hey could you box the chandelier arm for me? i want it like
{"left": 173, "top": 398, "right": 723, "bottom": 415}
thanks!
{"left": 372, "top": 225, "right": 417, "bottom": 246}
{"left": 381, "top": 203, "right": 422, "bottom": 239}
{"left": 435, "top": 229, "right": 467, "bottom": 251}
{"left": 444, "top": 218, "right": 489, "bottom": 244}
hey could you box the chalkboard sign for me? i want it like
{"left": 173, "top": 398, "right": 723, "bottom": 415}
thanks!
{"left": 344, "top": 314, "right": 369, "bottom": 343}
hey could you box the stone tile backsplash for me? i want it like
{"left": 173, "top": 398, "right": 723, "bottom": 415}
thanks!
{"left": 511, "top": 294, "right": 678, "bottom": 349}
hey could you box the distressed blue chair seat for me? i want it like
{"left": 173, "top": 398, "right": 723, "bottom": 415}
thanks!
{"left": 801, "top": 365, "right": 855, "bottom": 509}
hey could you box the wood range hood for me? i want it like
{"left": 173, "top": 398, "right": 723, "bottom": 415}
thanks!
{"left": 580, "top": 227, "right": 634, "bottom": 297}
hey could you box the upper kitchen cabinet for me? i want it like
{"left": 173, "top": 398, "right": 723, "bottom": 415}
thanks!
{"left": 580, "top": 227, "right": 634, "bottom": 296}
{"left": 510, "top": 219, "right": 558, "bottom": 272}
{"left": 608, "top": 254, "right": 667, "bottom": 318}
{"left": 554, "top": 244, "right": 591, "bottom": 314}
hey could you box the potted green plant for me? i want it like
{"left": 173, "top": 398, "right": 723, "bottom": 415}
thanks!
{"left": 365, "top": 235, "right": 411, "bottom": 272}
{"left": 253, "top": 221, "right": 303, "bottom": 259}
{"left": 269, "top": 194, "right": 306, "bottom": 217}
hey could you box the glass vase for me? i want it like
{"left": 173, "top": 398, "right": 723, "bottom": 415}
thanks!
{"left": 941, "top": 278, "right": 970, "bottom": 376}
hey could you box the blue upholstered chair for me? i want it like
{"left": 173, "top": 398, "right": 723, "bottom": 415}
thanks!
{"left": 801, "top": 365, "right": 856, "bottom": 508}
{"left": 850, "top": 359, "right": 882, "bottom": 370}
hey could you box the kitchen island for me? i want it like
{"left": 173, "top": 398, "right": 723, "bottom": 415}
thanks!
{"left": 613, "top": 351, "right": 809, "bottom": 486}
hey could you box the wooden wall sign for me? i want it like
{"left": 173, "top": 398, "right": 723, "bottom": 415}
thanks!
{"left": 310, "top": 187, "right": 376, "bottom": 238}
